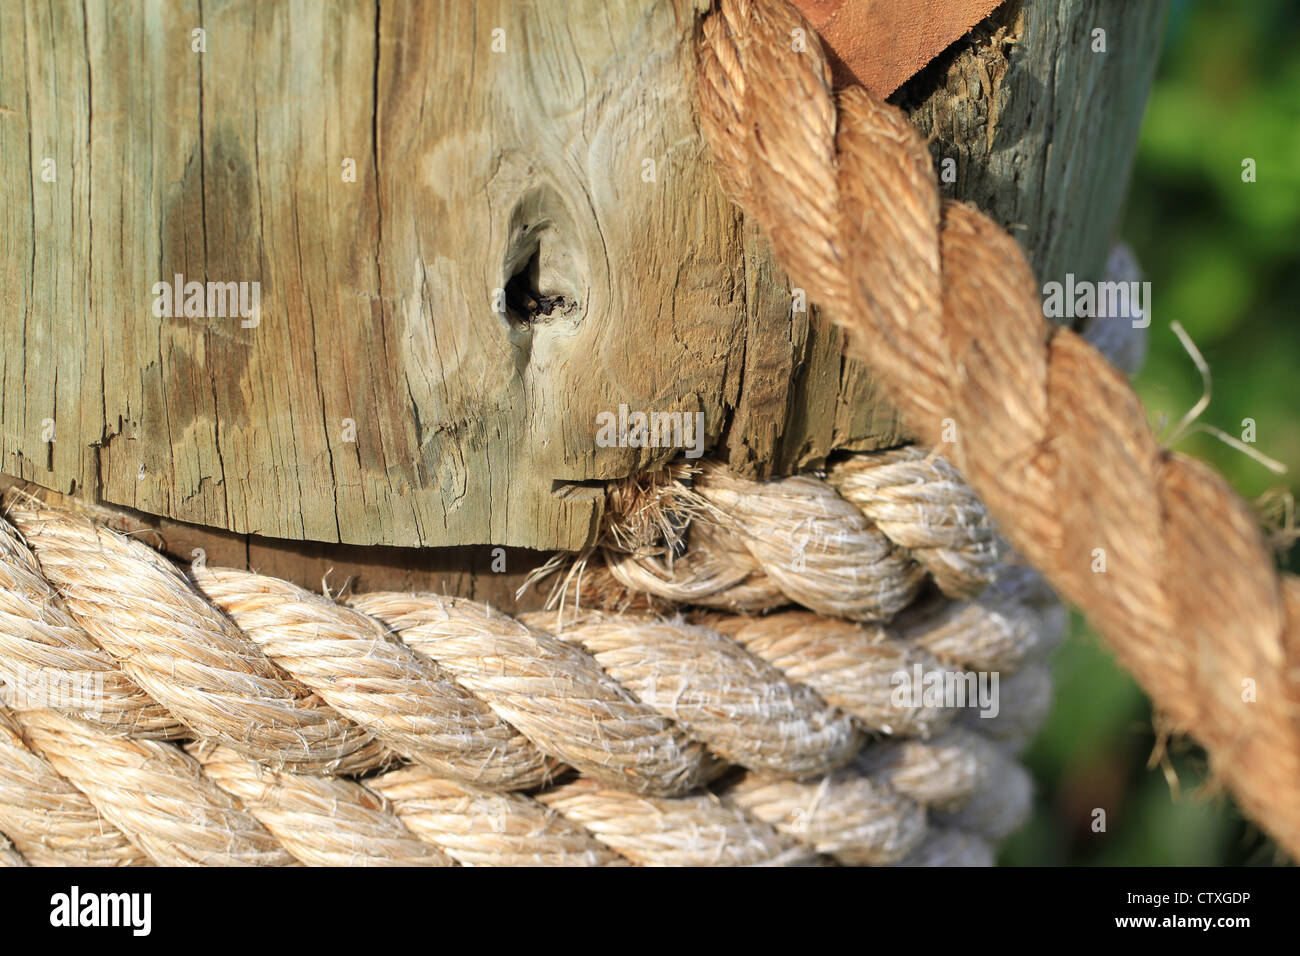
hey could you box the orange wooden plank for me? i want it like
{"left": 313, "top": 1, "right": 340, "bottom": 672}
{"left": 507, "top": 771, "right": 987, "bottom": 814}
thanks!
{"left": 791, "top": 0, "right": 1004, "bottom": 96}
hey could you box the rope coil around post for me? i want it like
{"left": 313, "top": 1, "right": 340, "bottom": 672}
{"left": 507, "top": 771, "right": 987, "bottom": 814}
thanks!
{"left": 0, "top": 440, "right": 1055, "bottom": 865}
{"left": 696, "top": 0, "right": 1300, "bottom": 857}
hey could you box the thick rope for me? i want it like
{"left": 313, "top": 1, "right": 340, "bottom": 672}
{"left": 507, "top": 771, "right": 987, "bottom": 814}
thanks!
{"left": 2, "top": 446, "right": 1051, "bottom": 795}
{"left": 696, "top": 0, "right": 1300, "bottom": 857}
{"left": 0, "top": 470, "right": 1052, "bottom": 864}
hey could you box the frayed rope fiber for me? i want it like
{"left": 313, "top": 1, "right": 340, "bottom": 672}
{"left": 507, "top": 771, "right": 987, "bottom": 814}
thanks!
{"left": 697, "top": 0, "right": 1300, "bottom": 856}
{"left": 0, "top": 443, "right": 1056, "bottom": 865}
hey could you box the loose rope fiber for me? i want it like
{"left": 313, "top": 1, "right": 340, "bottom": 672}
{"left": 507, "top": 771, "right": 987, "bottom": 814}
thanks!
{"left": 0, "top": 445, "right": 1055, "bottom": 865}
{"left": 599, "top": 455, "right": 1000, "bottom": 619}
{"left": 697, "top": 0, "right": 1300, "bottom": 856}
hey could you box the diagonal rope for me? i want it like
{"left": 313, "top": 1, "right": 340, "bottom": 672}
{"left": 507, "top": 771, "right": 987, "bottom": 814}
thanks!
{"left": 695, "top": 0, "right": 1300, "bottom": 856}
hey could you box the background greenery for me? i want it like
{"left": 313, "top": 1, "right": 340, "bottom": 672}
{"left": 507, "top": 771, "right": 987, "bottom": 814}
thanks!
{"left": 1001, "top": 0, "right": 1300, "bottom": 866}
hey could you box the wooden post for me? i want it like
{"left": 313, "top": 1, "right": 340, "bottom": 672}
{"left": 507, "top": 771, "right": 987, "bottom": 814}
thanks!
{"left": 0, "top": 0, "right": 899, "bottom": 551}
{"left": 0, "top": 0, "right": 1167, "bottom": 603}
{"left": 896, "top": 0, "right": 1169, "bottom": 285}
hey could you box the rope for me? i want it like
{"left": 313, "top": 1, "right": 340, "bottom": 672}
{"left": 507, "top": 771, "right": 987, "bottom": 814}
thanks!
{"left": 0, "top": 833, "right": 24, "bottom": 868}
{"left": 601, "top": 454, "right": 1000, "bottom": 618}
{"left": 0, "top": 3, "right": 1199, "bottom": 865}
{"left": 696, "top": 0, "right": 1300, "bottom": 857}
{"left": 1, "top": 692, "right": 1021, "bottom": 866}
{"left": 0, "top": 450, "right": 1054, "bottom": 865}
{"left": 0, "top": 707, "right": 146, "bottom": 866}
{"left": 0, "top": 448, "right": 1051, "bottom": 791}
{"left": 0, "top": 0, "right": 1173, "bottom": 859}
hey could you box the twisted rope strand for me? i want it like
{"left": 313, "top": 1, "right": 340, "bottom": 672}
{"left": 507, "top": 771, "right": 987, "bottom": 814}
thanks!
{"left": 893, "top": 571, "right": 1064, "bottom": 673}
{"left": 536, "top": 611, "right": 865, "bottom": 779}
{"left": 696, "top": 0, "right": 1300, "bottom": 857}
{"left": 7, "top": 504, "right": 385, "bottom": 774}
{"left": 15, "top": 707, "right": 295, "bottom": 866}
{"left": 0, "top": 518, "right": 180, "bottom": 737}
{"left": 350, "top": 593, "right": 722, "bottom": 794}
{"left": 191, "top": 568, "right": 559, "bottom": 791}
{"left": 534, "top": 778, "right": 821, "bottom": 866}
{"left": 854, "top": 727, "right": 991, "bottom": 811}
{"left": 600, "top": 446, "right": 1009, "bottom": 618}
{"left": 699, "top": 609, "right": 956, "bottom": 736}
{"left": 191, "top": 743, "right": 454, "bottom": 867}
{"left": 720, "top": 768, "right": 926, "bottom": 864}
{"left": 368, "top": 766, "right": 630, "bottom": 867}
{"left": 691, "top": 464, "right": 927, "bottom": 619}
{"left": 0, "top": 706, "right": 148, "bottom": 866}
{"left": 826, "top": 446, "right": 1002, "bottom": 597}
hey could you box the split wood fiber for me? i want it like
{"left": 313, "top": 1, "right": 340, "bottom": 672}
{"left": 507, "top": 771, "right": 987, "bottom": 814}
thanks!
{"left": 0, "top": 0, "right": 1163, "bottom": 557}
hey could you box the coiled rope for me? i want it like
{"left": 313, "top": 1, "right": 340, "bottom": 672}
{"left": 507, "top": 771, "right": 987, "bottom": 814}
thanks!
{"left": 0, "top": 442, "right": 1053, "bottom": 866}
{"left": 696, "top": 0, "right": 1300, "bottom": 857}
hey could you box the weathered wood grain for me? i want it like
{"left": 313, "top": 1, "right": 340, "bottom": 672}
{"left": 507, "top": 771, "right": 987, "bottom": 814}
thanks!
{"left": 2, "top": 0, "right": 1166, "bottom": 564}
{"left": 0, "top": 0, "right": 894, "bottom": 550}
{"left": 896, "top": 0, "right": 1169, "bottom": 287}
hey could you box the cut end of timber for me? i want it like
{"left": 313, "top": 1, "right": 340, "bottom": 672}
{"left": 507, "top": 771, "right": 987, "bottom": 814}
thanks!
{"left": 790, "top": 0, "right": 1005, "bottom": 97}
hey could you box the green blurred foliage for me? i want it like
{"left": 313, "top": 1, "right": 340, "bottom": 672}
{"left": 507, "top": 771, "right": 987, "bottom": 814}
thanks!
{"left": 1001, "top": 0, "right": 1298, "bottom": 866}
